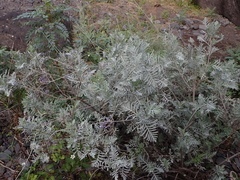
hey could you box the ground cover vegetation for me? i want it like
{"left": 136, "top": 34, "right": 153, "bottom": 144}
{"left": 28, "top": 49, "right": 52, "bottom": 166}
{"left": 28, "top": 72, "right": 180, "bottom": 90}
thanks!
{"left": 0, "top": 0, "right": 240, "bottom": 179}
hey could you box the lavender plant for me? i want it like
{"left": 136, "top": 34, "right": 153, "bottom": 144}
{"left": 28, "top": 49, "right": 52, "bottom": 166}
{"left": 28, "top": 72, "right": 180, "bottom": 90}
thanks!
{"left": 1, "top": 19, "right": 240, "bottom": 179}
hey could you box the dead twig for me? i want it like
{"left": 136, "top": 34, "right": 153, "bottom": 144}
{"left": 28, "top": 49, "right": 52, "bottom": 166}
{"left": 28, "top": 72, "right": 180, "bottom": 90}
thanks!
{"left": 0, "top": 160, "right": 18, "bottom": 173}
{"left": 219, "top": 152, "right": 240, "bottom": 166}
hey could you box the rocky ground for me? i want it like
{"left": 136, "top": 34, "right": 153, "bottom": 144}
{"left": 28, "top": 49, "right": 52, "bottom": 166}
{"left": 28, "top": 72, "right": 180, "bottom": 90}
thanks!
{"left": 0, "top": 0, "right": 240, "bottom": 179}
{"left": 0, "top": 106, "right": 30, "bottom": 180}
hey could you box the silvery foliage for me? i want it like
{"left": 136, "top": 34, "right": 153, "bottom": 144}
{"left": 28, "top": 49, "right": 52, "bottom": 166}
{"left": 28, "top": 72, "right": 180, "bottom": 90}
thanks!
{"left": 211, "top": 165, "right": 227, "bottom": 180}
{"left": 0, "top": 72, "right": 17, "bottom": 96}
{"left": 0, "top": 19, "right": 239, "bottom": 179}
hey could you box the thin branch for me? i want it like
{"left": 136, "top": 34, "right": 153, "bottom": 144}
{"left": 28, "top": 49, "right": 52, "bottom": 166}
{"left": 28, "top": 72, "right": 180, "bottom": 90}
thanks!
{"left": 0, "top": 160, "right": 18, "bottom": 173}
{"left": 15, "top": 148, "right": 33, "bottom": 180}
{"left": 219, "top": 152, "right": 240, "bottom": 166}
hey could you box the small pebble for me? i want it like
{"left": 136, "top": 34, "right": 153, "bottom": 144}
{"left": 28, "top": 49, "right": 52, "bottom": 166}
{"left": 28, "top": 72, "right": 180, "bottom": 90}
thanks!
{"left": 3, "top": 171, "right": 14, "bottom": 180}
{"left": 14, "top": 143, "right": 21, "bottom": 154}
{"left": 154, "top": 20, "right": 161, "bottom": 24}
{"left": 184, "top": 19, "right": 193, "bottom": 25}
{"left": 0, "top": 166, "right": 5, "bottom": 175}
{"left": 170, "top": 22, "right": 180, "bottom": 29}
{"left": 234, "top": 157, "right": 240, "bottom": 167}
{"left": 0, "top": 152, "right": 10, "bottom": 162}
{"left": 192, "top": 30, "right": 202, "bottom": 36}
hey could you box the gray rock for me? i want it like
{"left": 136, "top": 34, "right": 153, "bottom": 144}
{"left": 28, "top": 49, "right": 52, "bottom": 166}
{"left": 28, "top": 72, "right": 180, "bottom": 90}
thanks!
{"left": 199, "top": 24, "right": 206, "bottom": 30}
{"left": 197, "top": 34, "right": 205, "bottom": 40}
{"left": 0, "top": 166, "right": 5, "bottom": 175}
{"left": 103, "top": 12, "right": 112, "bottom": 17}
{"left": 154, "top": 20, "right": 161, "bottom": 24}
{"left": 0, "top": 145, "right": 6, "bottom": 152}
{"left": 234, "top": 157, "right": 240, "bottom": 167}
{"left": 191, "top": 24, "right": 199, "bottom": 30}
{"left": 192, "top": 19, "right": 201, "bottom": 23}
{"left": 0, "top": 149, "right": 12, "bottom": 162}
{"left": 160, "top": 28, "right": 169, "bottom": 32}
{"left": 3, "top": 171, "right": 14, "bottom": 180}
{"left": 27, "top": 0, "right": 34, "bottom": 3}
{"left": 181, "top": 25, "right": 189, "bottom": 30}
{"left": 14, "top": 143, "right": 21, "bottom": 154}
{"left": 219, "top": 18, "right": 231, "bottom": 26}
{"left": 26, "top": 7, "right": 35, "bottom": 11}
{"left": 4, "top": 149, "right": 12, "bottom": 156}
{"left": 185, "top": 19, "right": 193, "bottom": 25}
{"left": 192, "top": 30, "right": 202, "bottom": 36}
{"left": 170, "top": 22, "right": 180, "bottom": 29}
{"left": 0, "top": 153, "right": 9, "bottom": 162}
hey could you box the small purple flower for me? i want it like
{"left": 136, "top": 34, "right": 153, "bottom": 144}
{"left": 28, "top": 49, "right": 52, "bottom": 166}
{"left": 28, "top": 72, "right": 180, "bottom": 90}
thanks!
{"left": 44, "top": 89, "right": 50, "bottom": 94}
{"left": 123, "top": 24, "right": 127, "bottom": 29}
{"left": 100, "top": 121, "right": 107, "bottom": 128}
{"left": 40, "top": 52, "right": 46, "bottom": 56}
{"left": 65, "top": 75, "right": 71, "bottom": 80}
{"left": 99, "top": 117, "right": 111, "bottom": 128}
{"left": 39, "top": 75, "right": 49, "bottom": 84}
{"left": 38, "top": 27, "right": 44, "bottom": 31}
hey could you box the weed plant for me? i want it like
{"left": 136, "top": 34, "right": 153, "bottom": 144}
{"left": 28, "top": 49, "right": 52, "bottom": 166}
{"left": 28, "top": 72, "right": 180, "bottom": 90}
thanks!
{"left": 14, "top": 0, "right": 74, "bottom": 57}
{"left": 19, "top": 140, "right": 92, "bottom": 180}
{"left": 73, "top": 7, "right": 112, "bottom": 64}
{"left": 161, "top": 10, "right": 170, "bottom": 20}
{"left": 1, "top": 12, "right": 240, "bottom": 180}
{"left": 205, "top": 7, "right": 218, "bottom": 18}
{"left": 174, "top": 10, "right": 187, "bottom": 24}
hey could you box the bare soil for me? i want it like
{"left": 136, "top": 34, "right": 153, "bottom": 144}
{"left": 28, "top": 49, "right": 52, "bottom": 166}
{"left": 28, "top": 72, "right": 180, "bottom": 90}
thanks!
{"left": 88, "top": 0, "right": 240, "bottom": 60}
{"left": 0, "top": 0, "right": 240, "bottom": 56}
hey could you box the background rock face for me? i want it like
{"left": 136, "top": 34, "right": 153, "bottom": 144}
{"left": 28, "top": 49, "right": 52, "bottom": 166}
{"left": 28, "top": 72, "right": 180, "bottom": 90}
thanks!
{"left": 192, "top": 0, "right": 240, "bottom": 26}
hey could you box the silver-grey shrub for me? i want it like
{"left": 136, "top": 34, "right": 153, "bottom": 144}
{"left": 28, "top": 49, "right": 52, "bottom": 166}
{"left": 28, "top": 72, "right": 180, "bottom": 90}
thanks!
{"left": 1, "top": 19, "right": 240, "bottom": 179}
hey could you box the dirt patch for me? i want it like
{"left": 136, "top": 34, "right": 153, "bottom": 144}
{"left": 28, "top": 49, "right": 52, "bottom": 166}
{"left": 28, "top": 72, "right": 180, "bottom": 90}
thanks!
{"left": 0, "top": 11, "right": 29, "bottom": 52}
{"left": 142, "top": 2, "right": 240, "bottom": 60}
{"left": 87, "top": 0, "right": 240, "bottom": 60}
{"left": 0, "top": 0, "right": 42, "bottom": 51}
{"left": 0, "top": 0, "right": 240, "bottom": 57}
{"left": 0, "top": 0, "right": 76, "bottom": 52}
